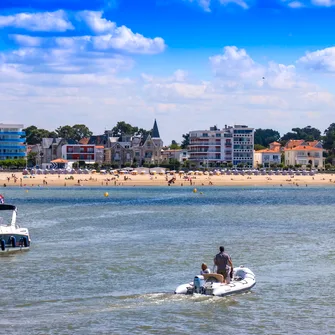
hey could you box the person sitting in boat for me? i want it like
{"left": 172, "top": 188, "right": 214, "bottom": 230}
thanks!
{"left": 200, "top": 263, "right": 211, "bottom": 275}
{"left": 214, "top": 246, "right": 233, "bottom": 284}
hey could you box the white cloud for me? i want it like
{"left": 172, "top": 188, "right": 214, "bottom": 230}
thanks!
{"left": 1, "top": 38, "right": 335, "bottom": 142}
{"left": 2, "top": 46, "right": 134, "bottom": 75}
{"left": 185, "top": 0, "right": 249, "bottom": 11}
{"left": 10, "top": 34, "right": 42, "bottom": 47}
{"left": 311, "top": 0, "right": 335, "bottom": 6}
{"left": 0, "top": 10, "right": 74, "bottom": 32}
{"left": 287, "top": 1, "right": 305, "bottom": 8}
{"left": 219, "top": 0, "right": 249, "bottom": 9}
{"left": 298, "top": 47, "right": 335, "bottom": 72}
{"left": 185, "top": 0, "right": 212, "bottom": 11}
{"left": 210, "top": 46, "right": 310, "bottom": 90}
{"left": 93, "top": 26, "right": 165, "bottom": 54}
{"left": 210, "top": 46, "right": 264, "bottom": 82}
{"left": 76, "top": 11, "right": 116, "bottom": 34}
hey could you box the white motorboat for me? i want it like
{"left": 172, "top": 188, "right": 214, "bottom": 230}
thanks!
{"left": 175, "top": 266, "right": 256, "bottom": 297}
{"left": 0, "top": 204, "right": 31, "bottom": 253}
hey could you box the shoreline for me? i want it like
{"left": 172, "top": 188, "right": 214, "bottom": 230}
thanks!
{"left": 1, "top": 171, "right": 335, "bottom": 188}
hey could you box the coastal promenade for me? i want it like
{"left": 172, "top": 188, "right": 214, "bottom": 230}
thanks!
{"left": 1, "top": 171, "right": 335, "bottom": 187}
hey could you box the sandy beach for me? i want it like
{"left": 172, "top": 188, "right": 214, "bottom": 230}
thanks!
{"left": 1, "top": 171, "right": 335, "bottom": 188}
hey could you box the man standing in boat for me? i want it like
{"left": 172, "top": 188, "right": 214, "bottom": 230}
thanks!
{"left": 214, "top": 246, "right": 233, "bottom": 284}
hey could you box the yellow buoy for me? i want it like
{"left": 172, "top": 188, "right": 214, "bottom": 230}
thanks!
{"left": 25, "top": 190, "right": 29, "bottom": 193}
{"left": 193, "top": 188, "right": 197, "bottom": 193}
{"left": 104, "top": 192, "right": 109, "bottom": 197}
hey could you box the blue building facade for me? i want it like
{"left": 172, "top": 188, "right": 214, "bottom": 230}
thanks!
{"left": 0, "top": 123, "right": 26, "bottom": 160}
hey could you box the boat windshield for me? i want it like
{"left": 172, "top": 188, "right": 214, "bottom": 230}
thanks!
{"left": 0, "top": 212, "right": 12, "bottom": 226}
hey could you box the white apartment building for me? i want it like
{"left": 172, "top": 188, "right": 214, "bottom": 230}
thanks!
{"left": 188, "top": 125, "right": 254, "bottom": 168}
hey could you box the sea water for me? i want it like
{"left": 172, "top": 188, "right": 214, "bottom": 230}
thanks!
{"left": 0, "top": 186, "right": 334, "bottom": 334}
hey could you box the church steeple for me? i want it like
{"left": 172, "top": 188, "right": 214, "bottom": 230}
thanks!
{"left": 152, "top": 119, "right": 160, "bottom": 138}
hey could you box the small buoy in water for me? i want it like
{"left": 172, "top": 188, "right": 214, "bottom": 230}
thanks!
{"left": 193, "top": 188, "right": 197, "bottom": 193}
{"left": 25, "top": 190, "right": 29, "bottom": 193}
{"left": 104, "top": 192, "right": 109, "bottom": 197}
{"left": 200, "top": 192, "right": 203, "bottom": 195}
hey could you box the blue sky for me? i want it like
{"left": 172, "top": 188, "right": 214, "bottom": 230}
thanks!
{"left": 1, "top": 0, "right": 335, "bottom": 143}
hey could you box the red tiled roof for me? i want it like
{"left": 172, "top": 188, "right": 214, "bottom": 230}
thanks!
{"left": 306, "top": 140, "right": 319, "bottom": 147}
{"left": 51, "top": 158, "right": 69, "bottom": 163}
{"left": 79, "top": 138, "right": 89, "bottom": 145}
{"left": 285, "top": 140, "right": 305, "bottom": 149}
{"left": 284, "top": 145, "right": 323, "bottom": 151}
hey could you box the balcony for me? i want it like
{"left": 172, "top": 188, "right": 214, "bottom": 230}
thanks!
{"left": 297, "top": 153, "right": 320, "bottom": 158}
{"left": 0, "top": 152, "right": 26, "bottom": 157}
{"left": 189, "top": 142, "right": 221, "bottom": 146}
{"left": 0, "top": 131, "right": 26, "bottom": 135}
{"left": 0, "top": 145, "right": 27, "bottom": 149}
{"left": 0, "top": 138, "right": 25, "bottom": 142}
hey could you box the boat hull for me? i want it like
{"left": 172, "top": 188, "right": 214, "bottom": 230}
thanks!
{"left": 175, "top": 266, "right": 256, "bottom": 297}
{"left": 0, "top": 204, "right": 31, "bottom": 253}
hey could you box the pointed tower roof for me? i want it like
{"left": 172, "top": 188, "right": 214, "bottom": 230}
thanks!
{"left": 152, "top": 119, "right": 160, "bottom": 138}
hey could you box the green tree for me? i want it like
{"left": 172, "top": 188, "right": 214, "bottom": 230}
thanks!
{"left": 323, "top": 123, "right": 335, "bottom": 152}
{"left": 136, "top": 128, "right": 151, "bottom": 138}
{"left": 254, "top": 129, "right": 280, "bottom": 147}
{"left": 72, "top": 124, "right": 93, "bottom": 141}
{"left": 23, "top": 125, "right": 37, "bottom": 140}
{"left": 170, "top": 140, "right": 181, "bottom": 150}
{"left": 254, "top": 144, "right": 266, "bottom": 151}
{"left": 281, "top": 126, "right": 321, "bottom": 144}
{"left": 27, "top": 151, "right": 38, "bottom": 167}
{"left": 181, "top": 133, "right": 190, "bottom": 149}
{"left": 56, "top": 125, "right": 75, "bottom": 140}
{"left": 23, "top": 126, "right": 57, "bottom": 144}
{"left": 111, "top": 121, "right": 138, "bottom": 137}
{"left": 110, "top": 122, "right": 151, "bottom": 138}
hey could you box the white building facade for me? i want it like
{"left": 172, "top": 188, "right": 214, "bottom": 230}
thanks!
{"left": 188, "top": 125, "right": 254, "bottom": 168}
{"left": 254, "top": 142, "right": 282, "bottom": 168}
{"left": 284, "top": 140, "right": 324, "bottom": 168}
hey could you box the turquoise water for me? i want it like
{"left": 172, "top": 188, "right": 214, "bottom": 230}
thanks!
{"left": 0, "top": 187, "right": 334, "bottom": 334}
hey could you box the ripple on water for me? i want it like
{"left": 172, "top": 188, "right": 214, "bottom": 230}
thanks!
{"left": 1, "top": 187, "right": 334, "bottom": 335}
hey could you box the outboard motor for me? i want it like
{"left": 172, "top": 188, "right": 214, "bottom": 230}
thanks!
{"left": 193, "top": 275, "right": 205, "bottom": 294}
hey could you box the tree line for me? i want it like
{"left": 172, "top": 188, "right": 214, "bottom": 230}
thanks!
{"left": 23, "top": 122, "right": 153, "bottom": 145}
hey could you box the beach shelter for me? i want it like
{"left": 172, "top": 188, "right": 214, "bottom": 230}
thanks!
{"left": 51, "top": 158, "right": 69, "bottom": 169}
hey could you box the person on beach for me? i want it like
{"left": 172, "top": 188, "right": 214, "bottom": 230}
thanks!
{"left": 200, "top": 263, "right": 210, "bottom": 275}
{"left": 214, "top": 246, "right": 233, "bottom": 284}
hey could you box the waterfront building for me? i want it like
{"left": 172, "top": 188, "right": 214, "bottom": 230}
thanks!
{"left": 161, "top": 149, "right": 189, "bottom": 164}
{"left": 61, "top": 143, "right": 96, "bottom": 165}
{"left": 104, "top": 135, "right": 133, "bottom": 167}
{"left": 188, "top": 125, "right": 254, "bottom": 168}
{"left": 104, "top": 120, "right": 163, "bottom": 167}
{"left": 254, "top": 142, "right": 282, "bottom": 168}
{"left": 284, "top": 140, "right": 324, "bottom": 168}
{"left": 0, "top": 123, "right": 26, "bottom": 160}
